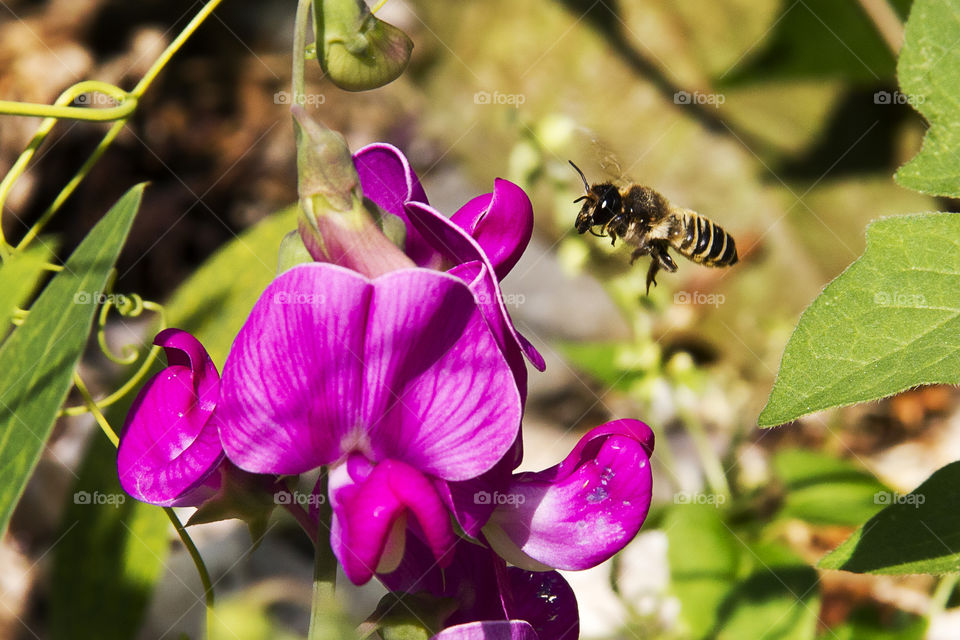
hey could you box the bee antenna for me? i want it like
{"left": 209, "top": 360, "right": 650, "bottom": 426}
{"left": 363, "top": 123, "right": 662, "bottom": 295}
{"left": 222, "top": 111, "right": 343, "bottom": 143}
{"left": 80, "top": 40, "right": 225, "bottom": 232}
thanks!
{"left": 573, "top": 195, "right": 588, "bottom": 203}
{"left": 568, "top": 160, "right": 590, "bottom": 192}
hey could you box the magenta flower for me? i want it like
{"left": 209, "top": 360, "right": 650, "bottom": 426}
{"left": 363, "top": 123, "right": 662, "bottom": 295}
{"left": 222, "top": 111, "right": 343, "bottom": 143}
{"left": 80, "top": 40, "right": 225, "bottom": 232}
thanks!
{"left": 215, "top": 263, "right": 522, "bottom": 584}
{"left": 117, "top": 329, "right": 224, "bottom": 507}
{"left": 483, "top": 420, "right": 655, "bottom": 571}
{"left": 353, "top": 143, "right": 546, "bottom": 394}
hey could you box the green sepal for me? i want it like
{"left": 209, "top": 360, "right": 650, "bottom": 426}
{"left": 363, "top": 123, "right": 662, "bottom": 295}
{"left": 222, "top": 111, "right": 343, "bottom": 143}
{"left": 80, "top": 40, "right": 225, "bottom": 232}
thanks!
{"left": 315, "top": 0, "right": 413, "bottom": 91}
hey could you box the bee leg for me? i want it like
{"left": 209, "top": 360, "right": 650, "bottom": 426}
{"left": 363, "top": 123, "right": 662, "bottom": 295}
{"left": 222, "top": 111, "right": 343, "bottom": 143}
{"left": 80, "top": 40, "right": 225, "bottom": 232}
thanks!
{"left": 645, "top": 244, "right": 677, "bottom": 294}
{"left": 656, "top": 245, "right": 678, "bottom": 273}
{"left": 629, "top": 245, "right": 650, "bottom": 265}
{"left": 645, "top": 259, "right": 660, "bottom": 295}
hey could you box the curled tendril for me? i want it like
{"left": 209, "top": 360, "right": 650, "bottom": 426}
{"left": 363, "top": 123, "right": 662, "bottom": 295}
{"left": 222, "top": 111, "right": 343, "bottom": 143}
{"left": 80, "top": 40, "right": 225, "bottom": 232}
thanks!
{"left": 60, "top": 298, "right": 167, "bottom": 417}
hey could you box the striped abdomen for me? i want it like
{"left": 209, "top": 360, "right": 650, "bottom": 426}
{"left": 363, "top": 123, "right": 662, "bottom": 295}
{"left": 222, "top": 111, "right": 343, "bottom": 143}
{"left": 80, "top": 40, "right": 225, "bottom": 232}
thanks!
{"left": 675, "top": 212, "right": 738, "bottom": 267}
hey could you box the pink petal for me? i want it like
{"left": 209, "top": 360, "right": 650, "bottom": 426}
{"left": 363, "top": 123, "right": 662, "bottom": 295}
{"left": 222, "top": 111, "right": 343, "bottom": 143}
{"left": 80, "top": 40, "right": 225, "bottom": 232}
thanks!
{"left": 330, "top": 456, "right": 455, "bottom": 585}
{"left": 217, "top": 263, "right": 521, "bottom": 481}
{"left": 450, "top": 179, "right": 534, "bottom": 280}
{"left": 431, "top": 621, "right": 539, "bottom": 640}
{"left": 117, "top": 329, "right": 223, "bottom": 506}
{"left": 407, "top": 201, "right": 545, "bottom": 374}
{"left": 485, "top": 420, "right": 654, "bottom": 570}
{"left": 353, "top": 143, "right": 438, "bottom": 268}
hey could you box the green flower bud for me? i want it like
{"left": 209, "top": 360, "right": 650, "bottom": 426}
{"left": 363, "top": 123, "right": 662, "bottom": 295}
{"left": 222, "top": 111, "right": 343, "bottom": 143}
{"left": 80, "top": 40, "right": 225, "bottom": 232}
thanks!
{"left": 315, "top": 0, "right": 413, "bottom": 91}
{"left": 292, "top": 106, "right": 414, "bottom": 276}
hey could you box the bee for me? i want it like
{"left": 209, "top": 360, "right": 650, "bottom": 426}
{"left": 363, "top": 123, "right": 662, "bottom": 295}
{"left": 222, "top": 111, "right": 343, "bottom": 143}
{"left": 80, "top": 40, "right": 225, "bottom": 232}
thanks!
{"left": 570, "top": 160, "right": 738, "bottom": 293}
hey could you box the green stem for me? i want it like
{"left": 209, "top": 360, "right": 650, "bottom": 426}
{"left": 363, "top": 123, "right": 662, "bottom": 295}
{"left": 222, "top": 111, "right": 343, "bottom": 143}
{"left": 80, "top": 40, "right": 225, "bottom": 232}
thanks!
{"left": 307, "top": 471, "right": 339, "bottom": 640}
{"left": 164, "top": 507, "right": 216, "bottom": 634}
{"left": 293, "top": 0, "right": 313, "bottom": 106}
{"left": 130, "top": 0, "right": 227, "bottom": 99}
{"left": 0, "top": 81, "right": 135, "bottom": 121}
{"left": 678, "top": 407, "right": 730, "bottom": 500}
{"left": 931, "top": 573, "right": 959, "bottom": 616}
{"left": 5, "top": 0, "right": 226, "bottom": 254}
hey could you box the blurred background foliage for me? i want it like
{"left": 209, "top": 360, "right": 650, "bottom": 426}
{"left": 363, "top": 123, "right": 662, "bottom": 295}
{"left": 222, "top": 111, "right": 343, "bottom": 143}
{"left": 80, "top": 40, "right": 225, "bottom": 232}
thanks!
{"left": 3, "top": 0, "right": 959, "bottom": 638}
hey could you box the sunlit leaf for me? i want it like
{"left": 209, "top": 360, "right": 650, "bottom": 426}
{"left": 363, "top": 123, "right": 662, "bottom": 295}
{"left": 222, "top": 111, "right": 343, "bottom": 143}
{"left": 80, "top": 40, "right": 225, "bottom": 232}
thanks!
{"left": 0, "top": 243, "right": 54, "bottom": 341}
{"left": 0, "top": 185, "right": 143, "bottom": 537}
{"left": 820, "top": 461, "right": 960, "bottom": 574}
{"left": 895, "top": 0, "right": 960, "bottom": 196}
{"left": 759, "top": 213, "right": 960, "bottom": 427}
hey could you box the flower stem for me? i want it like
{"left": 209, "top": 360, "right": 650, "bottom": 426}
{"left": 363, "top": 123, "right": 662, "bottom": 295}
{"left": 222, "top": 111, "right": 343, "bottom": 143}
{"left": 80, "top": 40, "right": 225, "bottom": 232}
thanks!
{"left": 164, "top": 506, "right": 216, "bottom": 634}
{"left": 931, "top": 573, "right": 959, "bottom": 617}
{"left": 678, "top": 407, "right": 730, "bottom": 500}
{"left": 307, "top": 471, "right": 339, "bottom": 640}
{"left": 857, "top": 0, "right": 904, "bottom": 55}
{"left": 293, "top": 0, "right": 313, "bottom": 107}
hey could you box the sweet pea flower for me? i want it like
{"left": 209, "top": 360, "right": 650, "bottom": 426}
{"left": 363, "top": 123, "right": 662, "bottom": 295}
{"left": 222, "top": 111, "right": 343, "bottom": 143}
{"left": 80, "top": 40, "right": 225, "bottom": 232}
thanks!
{"left": 483, "top": 420, "right": 655, "bottom": 572}
{"left": 117, "top": 329, "right": 224, "bottom": 507}
{"left": 214, "top": 262, "right": 522, "bottom": 584}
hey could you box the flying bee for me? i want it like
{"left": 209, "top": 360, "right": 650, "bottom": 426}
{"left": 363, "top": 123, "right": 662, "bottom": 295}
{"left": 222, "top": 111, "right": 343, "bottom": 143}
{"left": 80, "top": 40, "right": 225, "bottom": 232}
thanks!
{"left": 570, "top": 160, "right": 738, "bottom": 294}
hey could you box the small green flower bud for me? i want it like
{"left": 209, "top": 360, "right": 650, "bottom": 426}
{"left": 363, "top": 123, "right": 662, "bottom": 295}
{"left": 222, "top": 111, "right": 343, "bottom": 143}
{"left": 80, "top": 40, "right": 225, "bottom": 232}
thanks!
{"left": 292, "top": 106, "right": 414, "bottom": 276}
{"left": 315, "top": 0, "right": 413, "bottom": 91}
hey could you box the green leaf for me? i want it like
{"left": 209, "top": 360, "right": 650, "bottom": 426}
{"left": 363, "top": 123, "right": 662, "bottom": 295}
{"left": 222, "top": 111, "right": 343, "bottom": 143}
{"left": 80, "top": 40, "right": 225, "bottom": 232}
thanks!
{"left": 773, "top": 449, "right": 888, "bottom": 526}
{"left": 759, "top": 213, "right": 960, "bottom": 427}
{"left": 895, "top": 0, "right": 960, "bottom": 196}
{"left": 715, "top": 543, "right": 819, "bottom": 640}
{"left": 0, "top": 243, "right": 54, "bottom": 340}
{"left": 0, "top": 184, "right": 143, "bottom": 537}
{"left": 165, "top": 206, "right": 297, "bottom": 367}
{"left": 722, "top": 0, "right": 910, "bottom": 85}
{"left": 820, "top": 461, "right": 960, "bottom": 574}
{"left": 50, "top": 435, "right": 169, "bottom": 640}
{"left": 665, "top": 504, "right": 741, "bottom": 640}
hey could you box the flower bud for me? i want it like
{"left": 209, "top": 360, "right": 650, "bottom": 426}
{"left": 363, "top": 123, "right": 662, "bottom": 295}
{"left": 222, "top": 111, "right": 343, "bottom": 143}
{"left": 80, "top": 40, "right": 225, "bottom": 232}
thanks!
{"left": 314, "top": 0, "right": 413, "bottom": 91}
{"left": 292, "top": 106, "right": 414, "bottom": 277}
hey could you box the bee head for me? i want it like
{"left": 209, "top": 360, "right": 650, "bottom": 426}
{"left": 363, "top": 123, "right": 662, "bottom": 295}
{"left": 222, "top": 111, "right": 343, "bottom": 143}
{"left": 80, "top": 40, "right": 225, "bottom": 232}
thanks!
{"left": 570, "top": 160, "right": 622, "bottom": 234}
{"left": 574, "top": 185, "right": 620, "bottom": 233}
